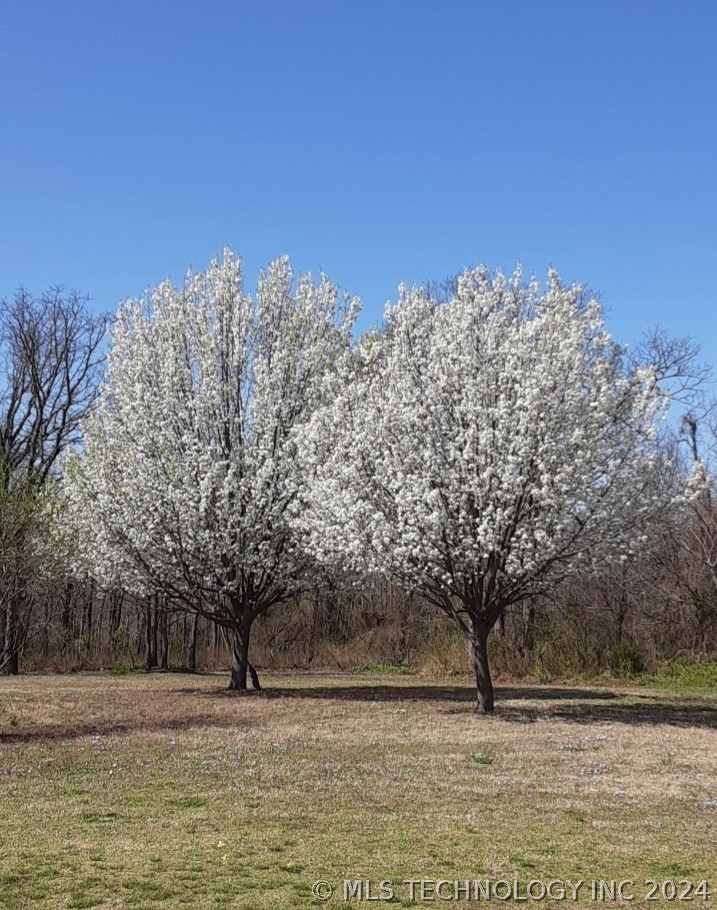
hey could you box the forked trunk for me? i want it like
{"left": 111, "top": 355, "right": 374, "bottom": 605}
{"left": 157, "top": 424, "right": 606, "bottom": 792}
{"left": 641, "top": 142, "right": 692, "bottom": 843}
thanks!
{"left": 469, "top": 620, "right": 494, "bottom": 713}
{"left": 229, "top": 625, "right": 249, "bottom": 690}
{"left": 228, "top": 623, "right": 261, "bottom": 691}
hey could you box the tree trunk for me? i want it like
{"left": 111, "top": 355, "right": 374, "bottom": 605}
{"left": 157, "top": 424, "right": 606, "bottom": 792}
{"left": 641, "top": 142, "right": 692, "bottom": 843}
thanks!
{"left": 159, "top": 608, "right": 170, "bottom": 670}
{"left": 519, "top": 598, "right": 536, "bottom": 657}
{"left": 61, "top": 580, "right": 73, "bottom": 632}
{"left": 109, "top": 590, "right": 122, "bottom": 636}
{"left": 469, "top": 620, "right": 494, "bottom": 713}
{"left": 228, "top": 621, "right": 261, "bottom": 691}
{"left": 83, "top": 586, "right": 94, "bottom": 653}
{"left": 145, "top": 597, "right": 156, "bottom": 672}
{"left": 151, "top": 595, "right": 159, "bottom": 667}
{"left": 2, "top": 597, "right": 20, "bottom": 676}
{"left": 186, "top": 613, "right": 198, "bottom": 671}
{"left": 229, "top": 624, "right": 250, "bottom": 690}
{"left": 213, "top": 619, "right": 221, "bottom": 660}
{"left": 308, "top": 585, "right": 320, "bottom": 665}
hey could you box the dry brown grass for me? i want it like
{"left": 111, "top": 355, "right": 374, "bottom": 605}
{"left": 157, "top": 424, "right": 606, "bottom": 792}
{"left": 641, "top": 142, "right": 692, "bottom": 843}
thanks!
{"left": 0, "top": 672, "right": 715, "bottom": 908}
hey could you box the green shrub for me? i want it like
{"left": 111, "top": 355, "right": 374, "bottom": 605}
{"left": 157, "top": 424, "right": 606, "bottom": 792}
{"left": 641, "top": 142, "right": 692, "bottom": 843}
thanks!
{"left": 607, "top": 642, "right": 645, "bottom": 677}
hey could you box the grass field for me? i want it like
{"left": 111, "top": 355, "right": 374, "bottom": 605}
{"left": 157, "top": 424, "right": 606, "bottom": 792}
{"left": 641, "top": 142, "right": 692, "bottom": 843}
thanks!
{"left": 1, "top": 672, "right": 716, "bottom": 909}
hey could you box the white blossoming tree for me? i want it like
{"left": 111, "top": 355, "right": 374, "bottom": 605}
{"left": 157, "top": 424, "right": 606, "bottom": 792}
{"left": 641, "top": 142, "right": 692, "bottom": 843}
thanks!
{"left": 296, "top": 267, "right": 676, "bottom": 711}
{"left": 65, "top": 250, "right": 358, "bottom": 689}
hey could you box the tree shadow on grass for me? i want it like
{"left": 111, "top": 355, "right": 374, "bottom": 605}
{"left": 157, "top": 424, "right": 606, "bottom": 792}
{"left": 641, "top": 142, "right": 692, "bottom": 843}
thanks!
{"left": 265, "top": 683, "right": 619, "bottom": 703}
{"left": 0, "top": 710, "right": 255, "bottom": 744}
{"left": 181, "top": 682, "right": 717, "bottom": 730}
{"left": 494, "top": 697, "right": 717, "bottom": 729}
{"left": 178, "top": 682, "right": 617, "bottom": 704}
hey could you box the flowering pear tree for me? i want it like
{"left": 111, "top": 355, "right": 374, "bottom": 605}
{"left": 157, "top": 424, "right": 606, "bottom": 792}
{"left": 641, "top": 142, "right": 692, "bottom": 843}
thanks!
{"left": 65, "top": 250, "right": 357, "bottom": 689}
{"left": 296, "top": 267, "right": 675, "bottom": 711}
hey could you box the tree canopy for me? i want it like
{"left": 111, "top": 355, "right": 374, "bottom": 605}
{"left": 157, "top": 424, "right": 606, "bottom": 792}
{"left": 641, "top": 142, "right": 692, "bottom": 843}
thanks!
{"left": 295, "top": 267, "right": 683, "bottom": 710}
{"left": 65, "top": 250, "right": 358, "bottom": 689}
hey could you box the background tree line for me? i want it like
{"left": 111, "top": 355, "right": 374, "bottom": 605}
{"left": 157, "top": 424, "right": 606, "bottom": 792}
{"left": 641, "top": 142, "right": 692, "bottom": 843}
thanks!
{"left": 10, "top": 515, "right": 717, "bottom": 682}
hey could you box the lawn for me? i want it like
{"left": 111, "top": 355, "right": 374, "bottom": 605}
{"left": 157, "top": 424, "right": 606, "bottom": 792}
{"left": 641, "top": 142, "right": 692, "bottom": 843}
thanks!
{"left": 0, "top": 672, "right": 715, "bottom": 908}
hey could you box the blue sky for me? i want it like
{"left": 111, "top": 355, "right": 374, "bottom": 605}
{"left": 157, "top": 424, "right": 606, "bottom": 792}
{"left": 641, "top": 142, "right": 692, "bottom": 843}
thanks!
{"left": 1, "top": 1, "right": 715, "bottom": 367}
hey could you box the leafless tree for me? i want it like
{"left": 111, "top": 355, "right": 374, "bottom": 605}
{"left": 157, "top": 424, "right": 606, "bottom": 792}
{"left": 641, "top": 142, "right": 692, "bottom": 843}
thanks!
{"left": 0, "top": 287, "right": 107, "bottom": 675}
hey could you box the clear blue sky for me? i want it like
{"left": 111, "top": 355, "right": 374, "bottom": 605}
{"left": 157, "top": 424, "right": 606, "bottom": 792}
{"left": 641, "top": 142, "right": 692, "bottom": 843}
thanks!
{"left": 1, "top": 1, "right": 715, "bottom": 366}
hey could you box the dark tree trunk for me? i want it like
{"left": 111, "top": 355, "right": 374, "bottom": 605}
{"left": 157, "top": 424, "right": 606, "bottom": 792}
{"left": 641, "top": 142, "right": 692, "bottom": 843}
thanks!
{"left": 519, "top": 598, "right": 536, "bottom": 657}
{"left": 213, "top": 619, "right": 221, "bottom": 660}
{"left": 308, "top": 585, "right": 320, "bottom": 665}
{"left": 145, "top": 597, "right": 156, "bottom": 672}
{"left": 229, "top": 624, "right": 250, "bottom": 690}
{"left": 2, "top": 646, "right": 19, "bottom": 676}
{"left": 83, "top": 585, "right": 94, "bottom": 652}
{"left": 61, "top": 580, "right": 73, "bottom": 632}
{"left": 248, "top": 662, "right": 261, "bottom": 690}
{"left": 151, "top": 595, "right": 159, "bottom": 667}
{"left": 186, "top": 613, "right": 198, "bottom": 671}
{"left": 159, "top": 607, "right": 170, "bottom": 670}
{"left": 615, "top": 565, "right": 629, "bottom": 646}
{"left": 109, "top": 590, "right": 123, "bottom": 636}
{"left": 469, "top": 619, "right": 494, "bottom": 713}
{"left": 228, "top": 621, "right": 261, "bottom": 691}
{"left": 2, "top": 597, "right": 20, "bottom": 676}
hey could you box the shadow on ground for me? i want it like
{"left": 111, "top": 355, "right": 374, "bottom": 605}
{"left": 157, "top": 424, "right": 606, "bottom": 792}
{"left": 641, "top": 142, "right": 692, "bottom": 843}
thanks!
{"left": 3, "top": 681, "right": 715, "bottom": 743}
{"left": 0, "top": 710, "right": 254, "bottom": 744}
{"left": 494, "top": 698, "right": 717, "bottom": 729}
{"left": 181, "top": 682, "right": 717, "bottom": 730}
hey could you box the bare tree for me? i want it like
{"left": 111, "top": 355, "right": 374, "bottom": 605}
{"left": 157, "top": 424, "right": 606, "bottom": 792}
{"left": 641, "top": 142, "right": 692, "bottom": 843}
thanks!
{"left": 0, "top": 287, "right": 107, "bottom": 675}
